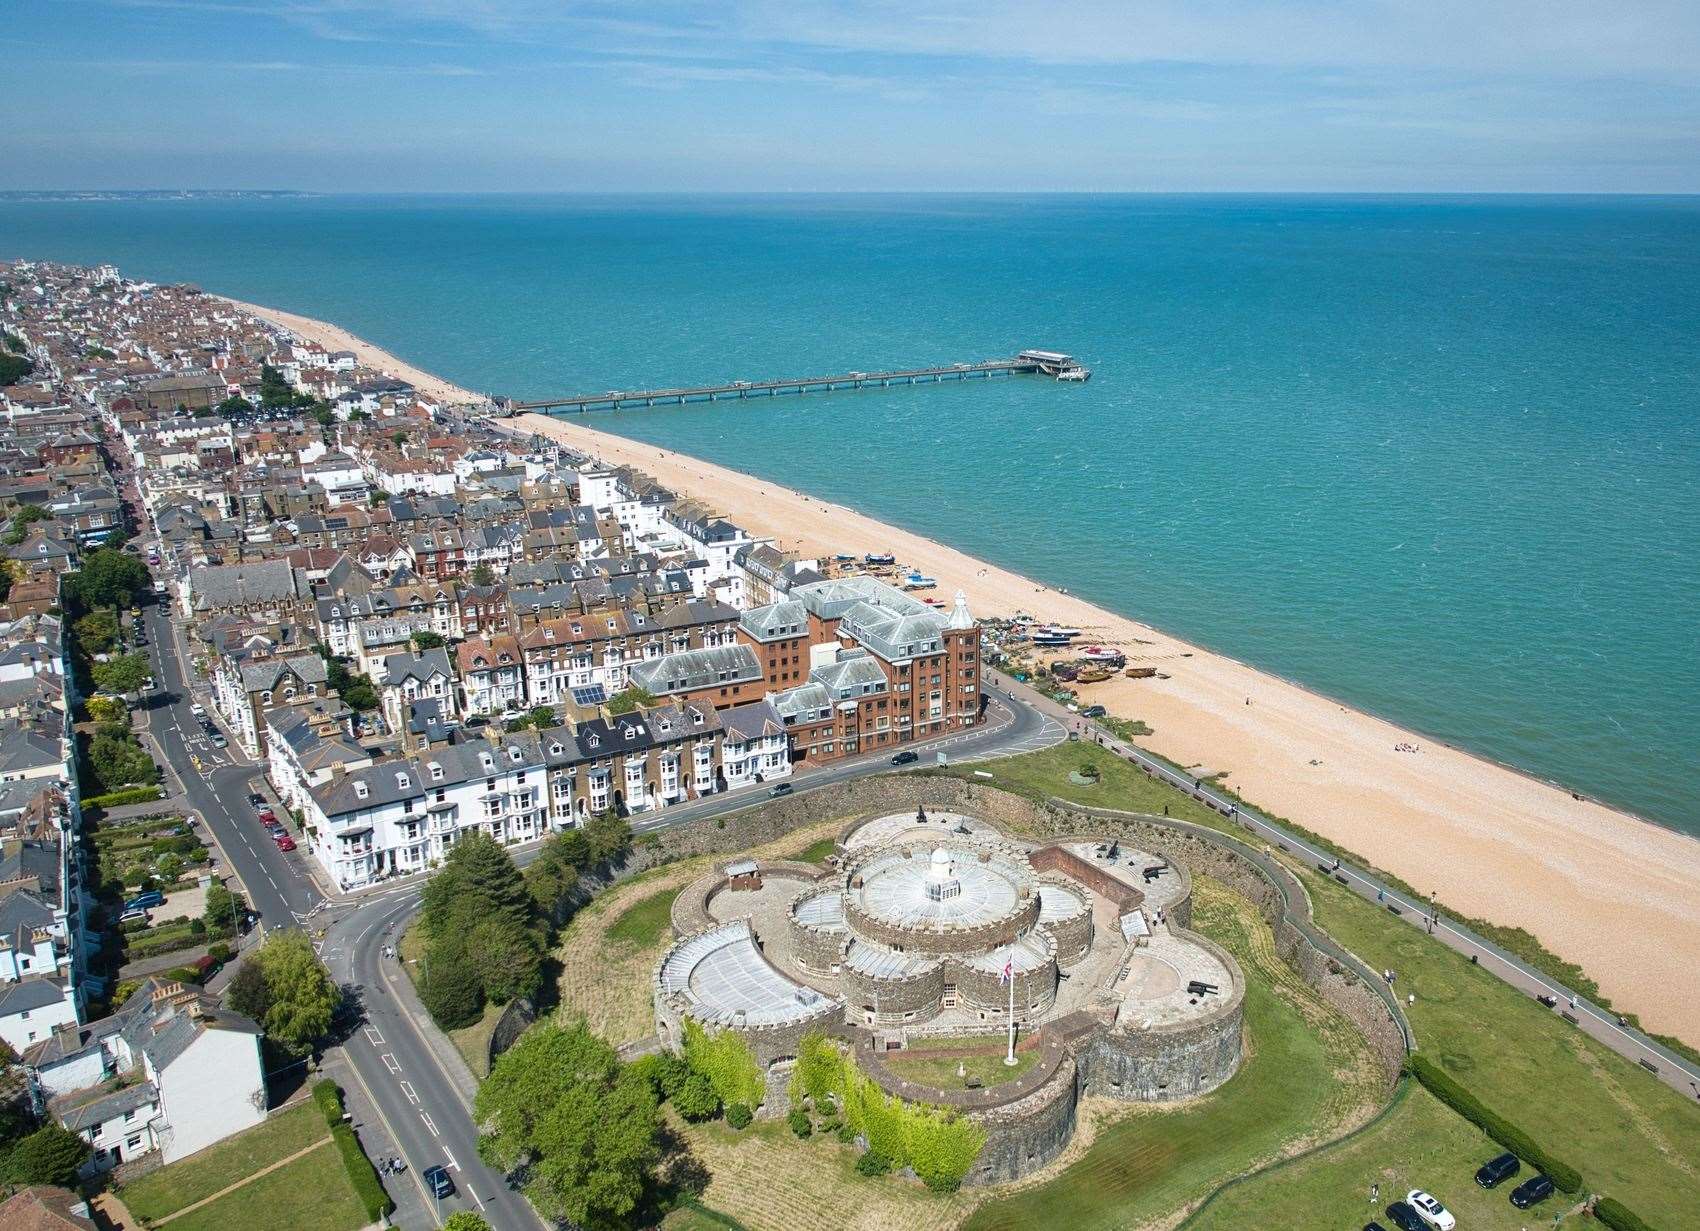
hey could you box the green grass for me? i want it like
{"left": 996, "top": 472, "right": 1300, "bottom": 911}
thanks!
{"left": 161, "top": 1139, "right": 369, "bottom": 1231}
{"left": 1188, "top": 1083, "right": 1556, "bottom": 1231}
{"left": 661, "top": 1199, "right": 753, "bottom": 1230}
{"left": 1289, "top": 859, "right": 1700, "bottom": 1227}
{"left": 882, "top": 1041, "right": 1039, "bottom": 1089}
{"left": 607, "top": 884, "right": 684, "bottom": 947}
{"left": 788, "top": 837, "right": 839, "bottom": 865}
{"left": 963, "top": 877, "right": 1383, "bottom": 1231}
{"left": 120, "top": 1102, "right": 328, "bottom": 1221}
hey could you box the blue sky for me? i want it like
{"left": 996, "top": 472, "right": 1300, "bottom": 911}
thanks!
{"left": 4, "top": 0, "right": 1699, "bottom": 191}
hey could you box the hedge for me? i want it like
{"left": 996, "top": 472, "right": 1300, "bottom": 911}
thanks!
{"left": 1405, "top": 1055, "right": 1583, "bottom": 1193}
{"left": 313, "top": 1079, "right": 345, "bottom": 1127}
{"left": 330, "top": 1123, "right": 394, "bottom": 1222}
{"left": 83, "top": 785, "right": 165, "bottom": 808}
{"left": 1594, "top": 1197, "right": 1657, "bottom": 1231}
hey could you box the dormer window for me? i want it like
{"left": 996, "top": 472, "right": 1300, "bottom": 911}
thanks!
{"left": 509, "top": 746, "right": 523, "bottom": 763}
{"left": 549, "top": 741, "right": 564, "bottom": 755}
{"left": 480, "top": 752, "right": 495, "bottom": 770}
{"left": 623, "top": 727, "right": 636, "bottom": 740}
{"left": 429, "top": 763, "right": 443, "bottom": 782}
{"left": 396, "top": 771, "right": 411, "bottom": 789}
{"left": 587, "top": 734, "right": 599, "bottom": 748}
{"left": 354, "top": 781, "right": 369, "bottom": 800}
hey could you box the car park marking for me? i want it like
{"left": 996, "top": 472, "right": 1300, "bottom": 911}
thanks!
{"left": 400, "top": 1081, "right": 419, "bottom": 1105}
{"left": 420, "top": 1112, "right": 438, "bottom": 1137}
{"left": 364, "top": 1026, "right": 384, "bottom": 1045}
{"left": 381, "top": 1053, "right": 401, "bottom": 1074}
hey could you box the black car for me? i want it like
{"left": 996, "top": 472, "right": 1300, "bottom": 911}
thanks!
{"left": 1475, "top": 1151, "right": 1520, "bottom": 1188}
{"left": 1510, "top": 1174, "right": 1554, "bottom": 1209}
{"left": 891, "top": 750, "right": 919, "bottom": 766}
{"left": 1081, "top": 705, "right": 1107, "bottom": 718}
{"left": 423, "top": 1165, "right": 456, "bottom": 1199}
{"left": 1385, "top": 1202, "right": 1426, "bottom": 1231}
{"left": 1363, "top": 1224, "right": 1389, "bottom": 1231}
{"left": 248, "top": 793, "right": 266, "bottom": 809}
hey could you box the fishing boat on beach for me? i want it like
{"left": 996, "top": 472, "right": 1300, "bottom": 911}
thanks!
{"left": 902, "top": 571, "right": 938, "bottom": 590}
{"left": 865, "top": 551, "right": 896, "bottom": 566}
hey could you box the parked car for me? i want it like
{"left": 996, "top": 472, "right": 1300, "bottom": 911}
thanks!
{"left": 423, "top": 1165, "right": 455, "bottom": 1199}
{"left": 210, "top": 732, "right": 228, "bottom": 749}
{"left": 891, "top": 750, "right": 919, "bottom": 765}
{"left": 257, "top": 808, "right": 277, "bottom": 824}
{"left": 190, "top": 702, "right": 206, "bottom": 718}
{"left": 118, "top": 906, "right": 150, "bottom": 924}
{"left": 1405, "top": 1190, "right": 1455, "bottom": 1231}
{"left": 1081, "top": 705, "right": 1107, "bottom": 718}
{"left": 1384, "top": 1203, "right": 1426, "bottom": 1231}
{"left": 1364, "top": 1224, "right": 1389, "bottom": 1231}
{"left": 264, "top": 821, "right": 285, "bottom": 837}
{"left": 274, "top": 834, "right": 296, "bottom": 852}
{"left": 125, "top": 890, "right": 165, "bottom": 911}
{"left": 1510, "top": 1174, "right": 1554, "bottom": 1209}
{"left": 247, "top": 792, "right": 266, "bottom": 808}
{"left": 768, "top": 782, "right": 794, "bottom": 797}
{"left": 1475, "top": 1152, "right": 1520, "bottom": 1188}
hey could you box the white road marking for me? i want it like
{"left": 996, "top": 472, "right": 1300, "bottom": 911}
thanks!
{"left": 470, "top": 1188, "right": 485, "bottom": 1210}
{"left": 442, "top": 1149, "right": 458, "bottom": 1171}
{"left": 421, "top": 1112, "right": 438, "bottom": 1137}
{"left": 381, "top": 1053, "right": 400, "bottom": 1074}
{"left": 400, "top": 1081, "right": 419, "bottom": 1105}
{"left": 364, "top": 1026, "right": 384, "bottom": 1045}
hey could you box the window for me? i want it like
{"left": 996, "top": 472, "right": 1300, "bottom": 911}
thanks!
{"left": 396, "top": 772, "right": 410, "bottom": 789}
{"left": 354, "top": 781, "right": 369, "bottom": 800}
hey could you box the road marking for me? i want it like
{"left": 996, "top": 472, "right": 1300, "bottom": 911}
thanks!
{"left": 400, "top": 1081, "right": 419, "bottom": 1105}
{"left": 442, "top": 1148, "right": 458, "bottom": 1171}
{"left": 364, "top": 1026, "right": 384, "bottom": 1045}
{"left": 381, "top": 1053, "right": 400, "bottom": 1074}
{"left": 470, "top": 1188, "right": 485, "bottom": 1210}
{"left": 420, "top": 1112, "right": 438, "bottom": 1137}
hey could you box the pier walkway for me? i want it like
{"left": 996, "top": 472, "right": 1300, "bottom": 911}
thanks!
{"left": 509, "top": 349, "right": 1086, "bottom": 414}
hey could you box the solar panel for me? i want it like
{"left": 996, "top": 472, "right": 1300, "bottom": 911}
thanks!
{"left": 570, "top": 684, "right": 607, "bottom": 707}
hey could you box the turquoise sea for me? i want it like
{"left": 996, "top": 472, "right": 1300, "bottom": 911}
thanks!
{"left": 4, "top": 194, "right": 1698, "bottom": 832}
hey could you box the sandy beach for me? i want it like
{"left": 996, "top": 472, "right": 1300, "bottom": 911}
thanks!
{"left": 218, "top": 296, "right": 1700, "bottom": 1039}
{"left": 217, "top": 296, "right": 486, "bottom": 408}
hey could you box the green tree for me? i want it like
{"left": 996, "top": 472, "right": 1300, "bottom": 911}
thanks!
{"left": 248, "top": 930, "right": 339, "bottom": 1053}
{"left": 93, "top": 651, "right": 151, "bottom": 695}
{"left": 259, "top": 363, "right": 294, "bottom": 408}
{"left": 524, "top": 836, "right": 582, "bottom": 924}
{"left": 412, "top": 629, "right": 446, "bottom": 651}
{"left": 2, "top": 503, "right": 50, "bottom": 546}
{"left": 443, "top": 1215, "right": 492, "bottom": 1231}
{"left": 204, "top": 882, "right": 247, "bottom": 936}
{"left": 157, "top": 852, "right": 183, "bottom": 882}
{"left": 420, "top": 937, "right": 484, "bottom": 1028}
{"left": 671, "top": 1072, "right": 720, "bottom": 1122}
{"left": 87, "top": 728, "right": 158, "bottom": 791}
{"left": 421, "top": 832, "right": 536, "bottom": 941}
{"left": 68, "top": 547, "right": 150, "bottom": 611}
{"left": 74, "top": 607, "right": 120, "bottom": 654}
{"left": 605, "top": 685, "right": 657, "bottom": 716}
{"left": 216, "top": 394, "right": 254, "bottom": 417}
{"left": 582, "top": 814, "right": 633, "bottom": 866}
{"left": 470, "top": 562, "right": 496, "bottom": 587}
{"left": 3, "top": 1122, "right": 90, "bottom": 1186}
{"left": 0, "top": 350, "right": 34, "bottom": 386}
{"left": 466, "top": 914, "right": 543, "bottom": 1004}
{"left": 475, "top": 1020, "right": 662, "bottom": 1230}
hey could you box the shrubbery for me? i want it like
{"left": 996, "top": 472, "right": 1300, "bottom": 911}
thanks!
{"left": 1593, "top": 1197, "right": 1657, "bottom": 1231}
{"left": 673, "top": 1072, "right": 721, "bottom": 1122}
{"left": 1405, "top": 1055, "right": 1583, "bottom": 1193}
{"left": 789, "top": 1032, "right": 985, "bottom": 1192}
{"left": 331, "top": 1122, "right": 394, "bottom": 1222}
{"left": 682, "top": 1019, "right": 764, "bottom": 1111}
{"left": 83, "top": 784, "right": 164, "bottom": 809}
{"left": 788, "top": 1108, "right": 812, "bottom": 1137}
{"left": 855, "top": 1150, "right": 892, "bottom": 1177}
{"left": 313, "top": 1078, "right": 346, "bottom": 1127}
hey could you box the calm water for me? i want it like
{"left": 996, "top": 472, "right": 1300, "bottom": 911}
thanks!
{"left": 6, "top": 194, "right": 1698, "bottom": 831}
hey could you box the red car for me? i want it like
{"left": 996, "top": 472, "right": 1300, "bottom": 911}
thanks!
{"left": 273, "top": 833, "right": 296, "bottom": 852}
{"left": 257, "top": 808, "right": 277, "bottom": 824}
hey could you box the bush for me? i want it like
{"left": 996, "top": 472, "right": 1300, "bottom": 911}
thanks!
{"left": 788, "top": 1108, "right": 812, "bottom": 1138}
{"left": 1405, "top": 1055, "right": 1584, "bottom": 1193}
{"left": 673, "top": 1072, "right": 721, "bottom": 1122}
{"left": 207, "top": 942, "right": 232, "bottom": 963}
{"left": 855, "top": 1150, "right": 892, "bottom": 1177}
{"left": 629, "top": 1050, "right": 690, "bottom": 1101}
{"left": 313, "top": 1079, "right": 346, "bottom": 1127}
{"left": 726, "top": 1102, "right": 753, "bottom": 1130}
{"left": 82, "top": 784, "right": 164, "bottom": 809}
{"left": 835, "top": 1124, "right": 856, "bottom": 1145}
{"left": 682, "top": 1019, "right": 764, "bottom": 1110}
{"left": 330, "top": 1123, "right": 394, "bottom": 1222}
{"left": 1593, "top": 1198, "right": 1656, "bottom": 1231}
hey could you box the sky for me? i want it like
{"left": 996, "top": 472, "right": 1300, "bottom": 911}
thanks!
{"left": 3, "top": 0, "right": 1699, "bottom": 192}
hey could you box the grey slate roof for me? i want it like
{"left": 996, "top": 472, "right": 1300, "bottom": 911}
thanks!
{"left": 738, "top": 599, "right": 808, "bottom": 642}
{"left": 627, "top": 643, "right": 762, "bottom": 697}
{"left": 188, "top": 559, "right": 303, "bottom": 611}
{"left": 238, "top": 653, "right": 328, "bottom": 694}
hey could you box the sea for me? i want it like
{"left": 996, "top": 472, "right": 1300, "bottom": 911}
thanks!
{"left": 4, "top": 193, "right": 1698, "bottom": 833}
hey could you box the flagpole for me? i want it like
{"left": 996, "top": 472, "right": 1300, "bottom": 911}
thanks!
{"left": 1004, "top": 944, "right": 1018, "bottom": 1066}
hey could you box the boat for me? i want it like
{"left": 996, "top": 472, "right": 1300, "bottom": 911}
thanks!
{"left": 902, "top": 572, "right": 938, "bottom": 590}
{"left": 1034, "top": 625, "right": 1081, "bottom": 639}
{"left": 1076, "top": 666, "right": 1115, "bottom": 684}
{"left": 865, "top": 552, "right": 896, "bottom": 566}
{"left": 1079, "top": 645, "right": 1125, "bottom": 663}
{"left": 1030, "top": 633, "right": 1075, "bottom": 647}
{"left": 1057, "top": 365, "right": 1091, "bottom": 382}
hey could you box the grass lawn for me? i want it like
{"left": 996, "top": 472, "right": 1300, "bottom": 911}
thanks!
{"left": 883, "top": 1037, "right": 1039, "bottom": 1089}
{"left": 787, "top": 837, "right": 839, "bottom": 865}
{"left": 962, "top": 877, "right": 1383, "bottom": 1231}
{"left": 1190, "top": 1083, "right": 1576, "bottom": 1231}
{"left": 943, "top": 742, "right": 1230, "bottom": 834}
{"left": 607, "top": 884, "right": 684, "bottom": 946}
{"left": 1287, "top": 857, "right": 1700, "bottom": 1227}
{"left": 660, "top": 1199, "right": 753, "bottom": 1230}
{"left": 163, "top": 1138, "right": 368, "bottom": 1231}
{"left": 398, "top": 918, "right": 504, "bottom": 1077}
{"left": 555, "top": 818, "right": 847, "bottom": 1045}
{"left": 120, "top": 1102, "right": 327, "bottom": 1222}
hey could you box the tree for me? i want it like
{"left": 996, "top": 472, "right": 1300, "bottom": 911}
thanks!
{"left": 0, "top": 350, "right": 34, "bottom": 386}
{"left": 349, "top": 409, "right": 371, "bottom": 422}
{"left": 524, "top": 837, "right": 582, "bottom": 924}
{"left": 87, "top": 728, "right": 158, "bottom": 791}
{"left": 93, "top": 651, "right": 151, "bottom": 695}
{"left": 412, "top": 629, "right": 446, "bottom": 651}
{"left": 3, "top": 1122, "right": 90, "bottom": 1186}
{"left": 68, "top": 547, "right": 149, "bottom": 611}
{"left": 443, "top": 1215, "right": 492, "bottom": 1231}
{"left": 74, "top": 607, "right": 120, "bottom": 654}
{"left": 466, "top": 914, "right": 543, "bottom": 1004}
{"left": 420, "top": 833, "right": 542, "bottom": 1010}
{"left": 671, "top": 1072, "right": 720, "bottom": 1122}
{"left": 421, "top": 832, "right": 536, "bottom": 941}
{"left": 2, "top": 503, "right": 50, "bottom": 546}
{"left": 420, "top": 937, "right": 484, "bottom": 1028}
{"left": 258, "top": 363, "right": 294, "bottom": 408}
{"left": 475, "top": 1020, "right": 662, "bottom": 1230}
{"left": 470, "top": 562, "right": 496, "bottom": 587}
{"left": 204, "top": 882, "right": 247, "bottom": 936}
{"left": 246, "top": 930, "right": 339, "bottom": 1053}
{"left": 605, "top": 685, "right": 657, "bottom": 716}
{"left": 216, "top": 394, "right": 254, "bottom": 417}
{"left": 583, "top": 814, "right": 633, "bottom": 866}
{"left": 504, "top": 704, "right": 556, "bottom": 733}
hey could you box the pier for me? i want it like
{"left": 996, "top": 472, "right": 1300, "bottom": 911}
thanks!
{"left": 507, "top": 349, "right": 1088, "bottom": 415}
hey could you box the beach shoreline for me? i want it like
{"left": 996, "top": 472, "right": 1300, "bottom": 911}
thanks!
{"left": 224, "top": 294, "right": 1700, "bottom": 1040}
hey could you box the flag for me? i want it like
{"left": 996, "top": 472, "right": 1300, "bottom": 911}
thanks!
{"left": 999, "top": 954, "right": 1013, "bottom": 985}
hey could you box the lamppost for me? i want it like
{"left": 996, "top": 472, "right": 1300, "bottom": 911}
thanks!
{"left": 1003, "top": 946, "right": 1018, "bottom": 1067}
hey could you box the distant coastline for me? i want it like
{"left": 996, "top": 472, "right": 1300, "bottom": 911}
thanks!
{"left": 0, "top": 189, "right": 317, "bottom": 203}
